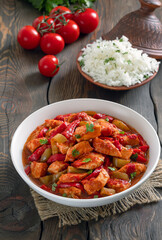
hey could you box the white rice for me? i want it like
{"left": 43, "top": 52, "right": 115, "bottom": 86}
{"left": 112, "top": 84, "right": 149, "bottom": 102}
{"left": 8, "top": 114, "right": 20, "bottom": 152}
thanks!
{"left": 78, "top": 36, "right": 160, "bottom": 87}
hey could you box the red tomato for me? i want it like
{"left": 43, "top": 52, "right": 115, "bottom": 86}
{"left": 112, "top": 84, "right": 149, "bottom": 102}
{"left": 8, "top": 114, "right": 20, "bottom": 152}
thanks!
{"left": 49, "top": 6, "right": 72, "bottom": 23}
{"left": 73, "top": 8, "right": 99, "bottom": 34}
{"left": 56, "top": 20, "right": 80, "bottom": 44}
{"left": 32, "top": 16, "right": 55, "bottom": 33}
{"left": 40, "top": 33, "right": 64, "bottom": 55}
{"left": 17, "top": 25, "right": 41, "bottom": 49}
{"left": 38, "top": 55, "right": 60, "bottom": 77}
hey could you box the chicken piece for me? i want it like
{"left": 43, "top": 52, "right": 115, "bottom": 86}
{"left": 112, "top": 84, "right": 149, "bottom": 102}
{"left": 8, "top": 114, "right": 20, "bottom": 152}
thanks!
{"left": 120, "top": 147, "right": 133, "bottom": 159}
{"left": 57, "top": 142, "right": 70, "bottom": 154}
{"left": 58, "top": 172, "right": 88, "bottom": 183}
{"left": 117, "top": 134, "right": 139, "bottom": 146}
{"left": 95, "top": 119, "right": 119, "bottom": 136}
{"left": 26, "top": 137, "right": 47, "bottom": 153}
{"left": 72, "top": 152, "right": 104, "bottom": 170}
{"left": 44, "top": 119, "right": 63, "bottom": 128}
{"left": 65, "top": 141, "right": 93, "bottom": 162}
{"left": 74, "top": 124, "right": 101, "bottom": 142}
{"left": 48, "top": 161, "right": 68, "bottom": 174}
{"left": 117, "top": 162, "right": 146, "bottom": 176}
{"left": 58, "top": 187, "right": 81, "bottom": 199}
{"left": 31, "top": 162, "right": 48, "bottom": 178}
{"left": 82, "top": 168, "right": 110, "bottom": 195}
{"left": 93, "top": 137, "right": 122, "bottom": 158}
{"left": 107, "top": 178, "right": 131, "bottom": 192}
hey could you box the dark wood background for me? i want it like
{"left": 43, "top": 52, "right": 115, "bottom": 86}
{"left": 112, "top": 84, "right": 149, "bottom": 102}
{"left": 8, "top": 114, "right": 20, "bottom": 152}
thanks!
{"left": 0, "top": 0, "right": 162, "bottom": 239}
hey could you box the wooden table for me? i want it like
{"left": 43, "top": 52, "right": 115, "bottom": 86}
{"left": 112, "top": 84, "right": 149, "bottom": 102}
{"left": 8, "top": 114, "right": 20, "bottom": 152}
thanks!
{"left": 0, "top": 0, "right": 162, "bottom": 239}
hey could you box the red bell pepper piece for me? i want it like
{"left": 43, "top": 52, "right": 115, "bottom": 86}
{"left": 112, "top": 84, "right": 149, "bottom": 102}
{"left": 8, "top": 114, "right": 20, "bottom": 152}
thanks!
{"left": 37, "top": 127, "right": 48, "bottom": 138}
{"left": 101, "top": 128, "right": 113, "bottom": 136}
{"left": 47, "top": 153, "right": 66, "bottom": 163}
{"left": 62, "top": 119, "right": 80, "bottom": 139}
{"left": 139, "top": 145, "right": 149, "bottom": 153}
{"left": 131, "top": 152, "right": 147, "bottom": 163}
{"left": 25, "top": 165, "right": 31, "bottom": 175}
{"left": 138, "top": 134, "right": 147, "bottom": 146}
{"left": 126, "top": 163, "right": 136, "bottom": 176}
{"left": 41, "top": 184, "right": 52, "bottom": 192}
{"left": 49, "top": 122, "right": 68, "bottom": 140}
{"left": 83, "top": 165, "right": 103, "bottom": 181}
{"left": 104, "top": 156, "right": 111, "bottom": 172}
{"left": 93, "top": 113, "right": 113, "bottom": 122}
{"left": 56, "top": 182, "right": 84, "bottom": 191}
{"left": 132, "top": 149, "right": 145, "bottom": 157}
{"left": 54, "top": 114, "right": 71, "bottom": 121}
{"left": 28, "top": 145, "right": 49, "bottom": 162}
{"left": 113, "top": 140, "right": 122, "bottom": 151}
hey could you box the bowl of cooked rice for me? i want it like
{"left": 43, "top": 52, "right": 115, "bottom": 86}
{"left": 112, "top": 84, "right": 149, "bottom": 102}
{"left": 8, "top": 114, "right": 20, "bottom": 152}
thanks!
{"left": 77, "top": 36, "right": 159, "bottom": 90}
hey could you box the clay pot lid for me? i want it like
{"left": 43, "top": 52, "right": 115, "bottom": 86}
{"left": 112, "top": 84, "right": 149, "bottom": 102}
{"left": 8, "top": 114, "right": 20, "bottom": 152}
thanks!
{"left": 102, "top": 0, "right": 162, "bottom": 59}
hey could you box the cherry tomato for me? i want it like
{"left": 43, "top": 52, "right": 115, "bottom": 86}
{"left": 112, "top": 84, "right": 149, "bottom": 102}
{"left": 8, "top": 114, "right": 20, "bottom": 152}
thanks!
{"left": 17, "top": 25, "right": 41, "bottom": 49}
{"left": 56, "top": 20, "right": 80, "bottom": 44}
{"left": 32, "top": 16, "right": 55, "bottom": 34}
{"left": 49, "top": 6, "right": 72, "bottom": 23}
{"left": 73, "top": 8, "right": 99, "bottom": 34}
{"left": 38, "top": 55, "right": 60, "bottom": 77}
{"left": 40, "top": 33, "right": 64, "bottom": 55}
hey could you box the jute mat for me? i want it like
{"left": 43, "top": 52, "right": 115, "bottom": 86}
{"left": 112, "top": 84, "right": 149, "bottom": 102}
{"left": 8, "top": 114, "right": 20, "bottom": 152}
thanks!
{"left": 31, "top": 161, "right": 162, "bottom": 227}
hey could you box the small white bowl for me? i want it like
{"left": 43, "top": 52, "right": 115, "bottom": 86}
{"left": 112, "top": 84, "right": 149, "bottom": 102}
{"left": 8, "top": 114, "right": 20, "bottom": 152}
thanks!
{"left": 10, "top": 99, "right": 160, "bottom": 207}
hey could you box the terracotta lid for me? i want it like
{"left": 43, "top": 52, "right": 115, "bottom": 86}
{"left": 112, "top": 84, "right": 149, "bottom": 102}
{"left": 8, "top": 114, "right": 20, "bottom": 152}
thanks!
{"left": 102, "top": 0, "right": 162, "bottom": 59}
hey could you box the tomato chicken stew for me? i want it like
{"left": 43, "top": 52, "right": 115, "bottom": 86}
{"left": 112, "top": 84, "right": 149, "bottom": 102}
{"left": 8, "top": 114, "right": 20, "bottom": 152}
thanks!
{"left": 23, "top": 111, "right": 149, "bottom": 199}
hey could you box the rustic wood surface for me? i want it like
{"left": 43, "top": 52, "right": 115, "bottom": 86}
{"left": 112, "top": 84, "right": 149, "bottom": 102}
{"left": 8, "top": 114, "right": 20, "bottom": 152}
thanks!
{"left": 0, "top": 0, "right": 161, "bottom": 239}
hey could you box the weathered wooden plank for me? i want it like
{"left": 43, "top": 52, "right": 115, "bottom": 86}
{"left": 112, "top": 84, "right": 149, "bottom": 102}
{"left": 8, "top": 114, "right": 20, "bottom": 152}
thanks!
{"left": 88, "top": 200, "right": 162, "bottom": 240}
{"left": 151, "top": 63, "right": 162, "bottom": 144}
{"left": 0, "top": 0, "right": 48, "bottom": 238}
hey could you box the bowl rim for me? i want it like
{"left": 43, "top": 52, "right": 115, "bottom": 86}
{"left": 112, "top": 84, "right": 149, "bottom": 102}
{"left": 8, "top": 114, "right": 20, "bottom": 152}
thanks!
{"left": 10, "top": 98, "right": 161, "bottom": 207}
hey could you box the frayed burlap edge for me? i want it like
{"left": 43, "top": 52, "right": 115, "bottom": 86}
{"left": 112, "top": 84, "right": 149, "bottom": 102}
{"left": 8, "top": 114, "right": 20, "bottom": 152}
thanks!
{"left": 31, "top": 161, "right": 162, "bottom": 227}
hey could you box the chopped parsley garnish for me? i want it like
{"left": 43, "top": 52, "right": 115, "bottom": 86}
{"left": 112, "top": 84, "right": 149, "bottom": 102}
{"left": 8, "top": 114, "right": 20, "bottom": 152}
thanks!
{"left": 127, "top": 60, "right": 132, "bottom": 64}
{"left": 116, "top": 50, "right": 120, "bottom": 53}
{"left": 119, "top": 131, "right": 125, "bottom": 134}
{"left": 113, "top": 43, "right": 116, "bottom": 46}
{"left": 94, "top": 195, "right": 98, "bottom": 198}
{"left": 39, "top": 139, "right": 48, "bottom": 145}
{"left": 62, "top": 193, "right": 67, "bottom": 197}
{"left": 131, "top": 153, "right": 138, "bottom": 161}
{"left": 82, "top": 158, "right": 91, "bottom": 163}
{"left": 119, "top": 38, "right": 123, "bottom": 42}
{"left": 86, "top": 123, "right": 94, "bottom": 133}
{"left": 100, "top": 158, "right": 104, "bottom": 162}
{"left": 105, "top": 69, "right": 108, "bottom": 74}
{"left": 72, "top": 149, "right": 80, "bottom": 157}
{"left": 104, "top": 57, "right": 115, "bottom": 64}
{"left": 108, "top": 167, "right": 116, "bottom": 171}
{"left": 123, "top": 52, "right": 128, "bottom": 55}
{"left": 82, "top": 54, "right": 85, "bottom": 57}
{"left": 75, "top": 134, "right": 81, "bottom": 139}
{"left": 97, "top": 46, "right": 100, "bottom": 48}
{"left": 144, "top": 74, "right": 149, "bottom": 79}
{"left": 79, "top": 59, "right": 85, "bottom": 67}
{"left": 52, "top": 183, "right": 57, "bottom": 192}
{"left": 47, "top": 127, "right": 52, "bottom": 133}
{"left": 130, "top": 172, "right": 136, "bottom": 179}
{"left": 105, "top": 117, "right": 109, "bottom": 122}
{"left": 87, "top": 170, "right": 93, "bottom": 174}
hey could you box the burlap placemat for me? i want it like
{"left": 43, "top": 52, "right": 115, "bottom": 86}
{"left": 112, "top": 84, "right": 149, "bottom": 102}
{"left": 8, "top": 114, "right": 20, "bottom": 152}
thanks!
{"left": 31, "top": 161, "right": 162, "bottom": 227}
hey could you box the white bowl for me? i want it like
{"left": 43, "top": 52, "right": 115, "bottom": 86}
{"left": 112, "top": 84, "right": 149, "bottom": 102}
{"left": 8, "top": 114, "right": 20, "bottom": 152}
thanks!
{"left": 10, "top": 99, "right": 160, "bottom": 207}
